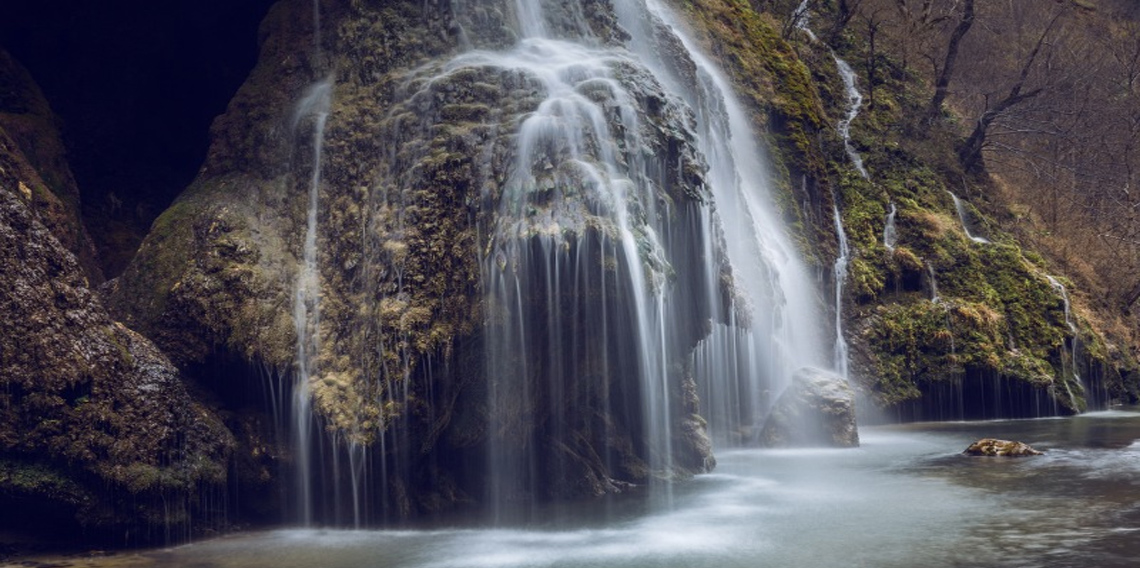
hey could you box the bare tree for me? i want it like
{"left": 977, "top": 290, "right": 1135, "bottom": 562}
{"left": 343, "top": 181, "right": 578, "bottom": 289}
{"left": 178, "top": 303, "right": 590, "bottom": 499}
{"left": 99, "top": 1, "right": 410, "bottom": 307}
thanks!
{"left": 926, "top": 0, "right": 974, "bottom": 120}
{"left": 958, "top": 9, "right": 1066, "bottom": 174}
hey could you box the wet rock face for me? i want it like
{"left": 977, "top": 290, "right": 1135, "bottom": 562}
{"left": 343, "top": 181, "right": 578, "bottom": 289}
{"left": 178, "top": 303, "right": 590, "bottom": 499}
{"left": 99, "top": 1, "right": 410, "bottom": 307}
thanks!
{"left": 964, "top": 438, "right": 1042, "bottom": 457}
{"left": 0, "top": 124, "right": 233, "bottom": 537}
{"left": 111, "top": 0, "right": 723, "bottom": 513}
{"left": 759, "top": 367, "right": 860, "bottom": 448}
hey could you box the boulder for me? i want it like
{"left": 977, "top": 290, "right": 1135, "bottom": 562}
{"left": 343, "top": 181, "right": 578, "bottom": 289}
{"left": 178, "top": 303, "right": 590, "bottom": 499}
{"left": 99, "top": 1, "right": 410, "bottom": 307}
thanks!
{"left": 759, "top": 367, "right": 859, "bottom": 448}
{"left": 963, "top": 438, "right": 1042, "bottom": 457}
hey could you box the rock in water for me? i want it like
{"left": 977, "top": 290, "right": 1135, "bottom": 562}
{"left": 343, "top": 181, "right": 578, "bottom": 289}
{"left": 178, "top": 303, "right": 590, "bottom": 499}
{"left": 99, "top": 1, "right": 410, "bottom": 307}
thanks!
{"left": 964, "top": 438, "right": 1042, "bottom": 457}
{"left": 759, "top": 367, "right": 859, "bottom": 448}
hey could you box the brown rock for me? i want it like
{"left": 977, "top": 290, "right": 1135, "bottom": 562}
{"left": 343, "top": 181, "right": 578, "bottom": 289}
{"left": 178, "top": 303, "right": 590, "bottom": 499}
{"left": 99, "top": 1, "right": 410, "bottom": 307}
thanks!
{"left": 964, "top": 438, "right": 1042, "bottom": 457}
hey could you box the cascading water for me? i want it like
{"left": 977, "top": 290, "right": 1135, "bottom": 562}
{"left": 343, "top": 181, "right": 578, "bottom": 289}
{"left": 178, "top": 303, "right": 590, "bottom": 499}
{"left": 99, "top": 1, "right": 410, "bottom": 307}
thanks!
{"left": 628, "top": 0, "right": 828, "bottom": 443}
{"left": 291, "top": 77, "right": 332, "bottom": 526}
{"left": 948, "top": 191, "right": 990, "bottom": 244}
{"left": 274, "top": 0, "right": 829, "bottom": 523}
{"left": 884, "top": 202, "right": 898, "bottom": 252}
{"left": 832, "top": 204, "right": 850, "bottom": 380}
{"left": 476, "top": 36, "right": 683, "bottom": 513}
{"left": 467, "top": 0, "right": 827, "bottom": 513}
{"left": 828, "top": 51, "right": 863, "bottom": 380}
{"left": 833, "top": 57, "right": 868, "bottom": 180}
{"left": 793, "top": 0, "right": 819, "bottom": 42}
{"left": 927, "top": 261, "right": 941, "bottom": 302}
{"left": 1046, "top": 275, "right": 1085, "bottom": 405}
{"left": 288, "top": 0, "right": 332, "bottom": 525}
{"left": 795, "top": 2, "right": 862, "bottom": 382}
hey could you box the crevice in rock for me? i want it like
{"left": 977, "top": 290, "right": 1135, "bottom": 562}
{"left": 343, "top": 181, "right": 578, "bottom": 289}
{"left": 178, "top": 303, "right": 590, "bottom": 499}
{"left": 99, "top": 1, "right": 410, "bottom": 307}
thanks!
{"left": 0, "top": 0, "right": 275, "bottom": 277}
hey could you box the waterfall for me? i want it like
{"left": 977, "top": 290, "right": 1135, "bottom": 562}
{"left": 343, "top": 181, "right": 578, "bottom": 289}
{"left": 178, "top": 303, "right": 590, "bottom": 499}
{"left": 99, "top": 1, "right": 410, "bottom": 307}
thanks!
{"left": 829, "top": 53, "right": 862, "bottom": 380}
{"left": 834, "top": 57, "right": 868, "bottom": 179}
{"left": 291, "top": 77, "right": 332, "bottom": 526}
{"left": 948, "top": 191, "right": 990, "bottom": 244}
{"left": 466, "top": 0, "right": 826, "bottom": 513}
{"left": 288, "top": 0, "right": 332, "bottom": 525}
{"left": 1046, "top": 275, "right": 1085, "bottom": 405}
{"left": 884, "top": 202, "right": 898, "bottom": 252}
{"left": 833, "top": 203, "right": 850, "bottom": 380}
{"left": 927, "top": 261, "right": 940, "bottom": 303}
{"left": 793, "top": 1, "right": 866, "bottom": 381}
{"left": 270, "top": 0, "right": 830, "bottom": 522}
{"left": 632, "top": 0, "right": 827, "bottom": 439}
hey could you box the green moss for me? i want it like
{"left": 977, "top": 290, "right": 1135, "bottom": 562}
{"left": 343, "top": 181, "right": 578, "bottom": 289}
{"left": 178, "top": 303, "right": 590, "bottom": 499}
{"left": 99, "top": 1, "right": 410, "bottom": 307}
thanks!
{"left": 681, "top": 0, "right": 826, "bottom": 226}
{"left": 0, "top": 458, "right": 90, "bottom": 505}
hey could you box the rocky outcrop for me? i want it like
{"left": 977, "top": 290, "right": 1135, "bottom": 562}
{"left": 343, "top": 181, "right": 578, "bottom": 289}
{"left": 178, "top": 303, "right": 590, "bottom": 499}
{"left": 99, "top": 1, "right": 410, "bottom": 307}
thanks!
{"left": 964, "top": 438, "right": 1042, "bottom": 457}
{"left": 759, "top": 367, "right": 859, "bottom": 448}
{"left": 0, "top": 59, "right": 233, "bottom": 539}
{"left": 0, "top": 49, "right": 102, "bottom": 283}
{"left": 108, "top": 0, "right": 723, "bottom": 517}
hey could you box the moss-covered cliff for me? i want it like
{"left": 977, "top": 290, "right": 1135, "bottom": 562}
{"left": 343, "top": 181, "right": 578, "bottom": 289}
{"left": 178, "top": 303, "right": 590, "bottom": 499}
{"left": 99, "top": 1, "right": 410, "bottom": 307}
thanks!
{"left": 678, "top": 0, "right": 1139, "bottom": 417}
{"left": 108, "top": 0, "right": 728, "bottom": 520}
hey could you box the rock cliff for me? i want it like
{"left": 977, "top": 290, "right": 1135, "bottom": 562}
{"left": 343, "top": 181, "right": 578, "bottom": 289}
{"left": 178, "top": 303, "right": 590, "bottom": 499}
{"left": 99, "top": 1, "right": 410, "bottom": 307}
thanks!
{"left": 0, "top": 51, "right": 233, "bottom": 540}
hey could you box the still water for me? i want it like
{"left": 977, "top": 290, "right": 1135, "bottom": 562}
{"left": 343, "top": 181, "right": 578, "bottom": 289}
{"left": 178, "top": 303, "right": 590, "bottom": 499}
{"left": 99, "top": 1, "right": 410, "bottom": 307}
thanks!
{"left": 17, "top": 410, "right": 1140, "bottom": 568}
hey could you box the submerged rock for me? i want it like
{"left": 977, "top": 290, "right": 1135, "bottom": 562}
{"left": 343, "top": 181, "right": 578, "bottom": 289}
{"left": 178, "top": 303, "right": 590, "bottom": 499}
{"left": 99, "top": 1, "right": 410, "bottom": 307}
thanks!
{"left": 759, "top": 367, "right": 859, "bottom": 448}
{"left": 963, "top": 438, "right": 1042, "bottom": 457}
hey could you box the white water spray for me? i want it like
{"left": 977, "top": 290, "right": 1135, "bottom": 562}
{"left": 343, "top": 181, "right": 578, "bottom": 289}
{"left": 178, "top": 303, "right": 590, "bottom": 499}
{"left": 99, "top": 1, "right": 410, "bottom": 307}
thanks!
{"left": 948, "top": 191, "right": 990, "bottom": 244}
{"left": 832, "top": 204, "right": 850, "bottom": 380}
{"left": 291, "top": 76, "right": 332, "bottom": 527}
{"left": 834, "top": 57, "right": 868, "bottom": 179}
{"left": 884, "top": 203, "right": 898, "bottom": 252}
{"left": 1046, "top": 275, "right": 1085, "bottom": 404}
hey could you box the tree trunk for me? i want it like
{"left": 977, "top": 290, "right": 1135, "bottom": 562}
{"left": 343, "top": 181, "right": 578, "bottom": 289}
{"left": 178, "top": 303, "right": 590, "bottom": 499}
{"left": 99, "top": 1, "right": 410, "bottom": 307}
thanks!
{"left": 927, "top": 0, "right": 975, "bottom": 121}
{"left": 959, "top": 12, "right": 1062, "bottom": 173}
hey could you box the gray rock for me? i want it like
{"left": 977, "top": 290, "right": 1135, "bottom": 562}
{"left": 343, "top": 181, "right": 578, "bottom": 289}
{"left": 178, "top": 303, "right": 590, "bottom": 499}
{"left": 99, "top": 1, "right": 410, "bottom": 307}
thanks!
{"left": 758, "top": 367, "right": 860, "bottom": 448}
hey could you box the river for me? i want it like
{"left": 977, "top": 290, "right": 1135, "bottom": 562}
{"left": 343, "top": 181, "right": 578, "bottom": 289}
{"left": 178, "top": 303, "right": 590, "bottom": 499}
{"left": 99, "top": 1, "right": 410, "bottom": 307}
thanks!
{"left": 8, "top": 409, "right": 1139, "bottom": 568}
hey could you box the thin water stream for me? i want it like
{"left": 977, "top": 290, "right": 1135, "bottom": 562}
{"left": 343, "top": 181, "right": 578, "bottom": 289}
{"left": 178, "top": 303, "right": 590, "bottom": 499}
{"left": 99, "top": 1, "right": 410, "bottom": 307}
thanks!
{"left": 17, "top": 410, "right": 1139, "bottom": 568}
{"left": 949, "top": 191, "right": 991, "bottom": 244}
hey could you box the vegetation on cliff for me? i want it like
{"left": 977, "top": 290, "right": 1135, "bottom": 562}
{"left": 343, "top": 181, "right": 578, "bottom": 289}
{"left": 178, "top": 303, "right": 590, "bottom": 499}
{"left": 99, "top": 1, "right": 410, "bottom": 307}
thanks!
{"left": 682, "top": 0, "right": 1140, "bottom": 416}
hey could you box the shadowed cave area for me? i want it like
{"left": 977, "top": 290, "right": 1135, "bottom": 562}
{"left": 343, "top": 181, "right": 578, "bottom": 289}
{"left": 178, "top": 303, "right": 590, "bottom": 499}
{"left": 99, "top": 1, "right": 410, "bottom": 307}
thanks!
{"left": 0, "top": 0, "right": 276, "bottom": 277}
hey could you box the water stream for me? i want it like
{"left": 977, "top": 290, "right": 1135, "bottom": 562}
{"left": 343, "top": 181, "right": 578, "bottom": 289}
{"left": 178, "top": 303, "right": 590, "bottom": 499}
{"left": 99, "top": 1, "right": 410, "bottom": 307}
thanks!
{"left": 833, "top": 56, "right": 868, "bottom": 179}
{"left": 949, "top": 191, "right": 991, "bottom": 244}
{"left": 1047, "top": 275, "right": 1087, "bottom": 403}
{"left": 37, "top": 410, "right": 1140, "bottom": 568}
{"left": 884, "top": 202, "right": 898, "bottom": 251}
{"left": 794, "top": 0, "right": 861, "bottom": 382}
{"left": 832, "top": 204, "right": 850, "bottom": 380}
{"left": 290, "top": 77, "right": 332, "bottom": 526}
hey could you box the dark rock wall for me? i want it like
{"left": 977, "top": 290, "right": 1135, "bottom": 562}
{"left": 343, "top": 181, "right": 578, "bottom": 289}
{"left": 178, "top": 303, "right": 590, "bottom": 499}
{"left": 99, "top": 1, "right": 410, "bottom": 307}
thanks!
{"left": 0, "top": 0, "right": 275, "bottom": 277}
{"left": 0, "top": 82, "right": 234, "bottom": 540}
{"left": 0, "top": 50, "right": 101, "bottom": 282}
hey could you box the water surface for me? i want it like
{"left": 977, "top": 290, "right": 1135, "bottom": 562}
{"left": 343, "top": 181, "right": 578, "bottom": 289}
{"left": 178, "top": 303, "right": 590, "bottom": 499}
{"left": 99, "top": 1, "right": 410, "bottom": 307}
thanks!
{"left": 11, "top": 410, "right": 1139, "bottom": 568}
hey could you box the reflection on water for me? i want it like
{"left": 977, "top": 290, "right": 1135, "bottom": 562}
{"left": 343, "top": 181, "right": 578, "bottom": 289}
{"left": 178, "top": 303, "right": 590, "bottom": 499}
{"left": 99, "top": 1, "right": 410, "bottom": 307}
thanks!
{"left": 7, "top": 410, "right": 1139, "bottom": 568}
